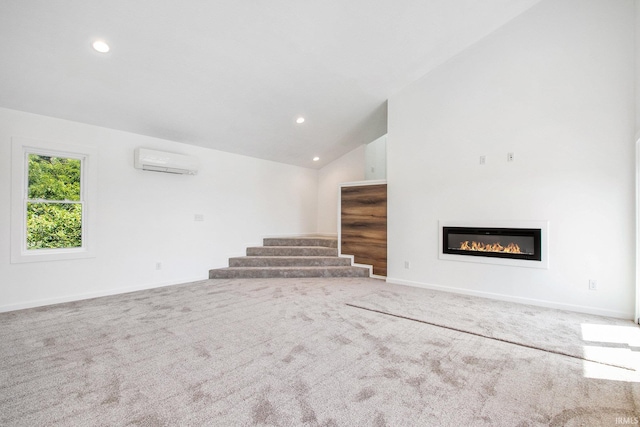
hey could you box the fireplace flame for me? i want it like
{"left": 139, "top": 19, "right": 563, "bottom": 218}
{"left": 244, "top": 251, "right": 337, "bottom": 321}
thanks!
{"left": 459, "top": 240, "right": 522, "bottom": 254}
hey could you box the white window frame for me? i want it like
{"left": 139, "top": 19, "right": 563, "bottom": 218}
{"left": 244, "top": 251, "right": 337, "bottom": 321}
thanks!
{"left": 11, "top": 137, "right": 97, "bottom": 263}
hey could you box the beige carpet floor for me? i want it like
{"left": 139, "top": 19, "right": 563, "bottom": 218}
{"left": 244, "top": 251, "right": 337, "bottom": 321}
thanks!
{"left": 348, "top": 285, "right": 640, "bottom": 371}
{"left": 0, "top": 277, "right": 638, "bottom": 426}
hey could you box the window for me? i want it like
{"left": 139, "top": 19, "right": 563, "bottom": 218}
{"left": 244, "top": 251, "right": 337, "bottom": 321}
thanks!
{"left": 11, "top": 137, "right": 97, "bottom": 263}
{"left": 27, "top": 154, "right": 83, "bottom": 249}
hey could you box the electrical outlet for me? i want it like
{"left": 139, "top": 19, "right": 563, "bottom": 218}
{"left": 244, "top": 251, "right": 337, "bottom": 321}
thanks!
{"left": 156, "top": 262, "right": 162, "bottom": 270}
{"left": 588, "top": 279, "right": 597, "bottom": 290}
{"left": 194, "top": 214, "right": 204, "bottom": 221}
{"left": 404, "top": 261, "right": 410, "bottom": 269}
{"left": 479, "top": 155, "right": 486, "bottom": 165}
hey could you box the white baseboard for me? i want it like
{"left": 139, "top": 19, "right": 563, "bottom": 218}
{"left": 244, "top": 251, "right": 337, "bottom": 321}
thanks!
{"left": 339, "top": 254, "right": 378, "bottom": 278}
{"left": 386, "top": 277, "right": 634, "bottom": 320}
{"left": 338, "top": 254, "right": 387, "bottom": 280}
{"left": 0, "top": 276, "right": 208, "bottom": 313}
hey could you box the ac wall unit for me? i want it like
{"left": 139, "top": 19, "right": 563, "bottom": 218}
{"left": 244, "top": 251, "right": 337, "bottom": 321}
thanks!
{"left": 134, "top": 148, "right": 198, "bottom": 175}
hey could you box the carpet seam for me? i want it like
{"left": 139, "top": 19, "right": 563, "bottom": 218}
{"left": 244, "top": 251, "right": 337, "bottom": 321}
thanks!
{"left": 345, "top": 303, "right": 635, "bottom": 371}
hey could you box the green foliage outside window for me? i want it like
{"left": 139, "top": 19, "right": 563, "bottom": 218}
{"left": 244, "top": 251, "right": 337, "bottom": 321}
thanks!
{"left": 26, "top": 154, "right": 83, "bottom": 250}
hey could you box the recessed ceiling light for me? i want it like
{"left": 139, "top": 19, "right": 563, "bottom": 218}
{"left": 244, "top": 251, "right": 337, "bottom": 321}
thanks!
{"left": 313, "top": 156, "right": 320, "bottom": 162}
{"left": 92, "top": 40, "right": 110, "bottom": 53}
{"left": 296, "top": 117, "right": 305, "bottom": 124}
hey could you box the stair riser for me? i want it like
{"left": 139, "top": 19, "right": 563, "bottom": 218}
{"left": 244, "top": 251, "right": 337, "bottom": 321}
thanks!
{"left": 247, "top": 247, "right": 338, "bottom": 257}
{"left": 209, "top": 268, "right": 369, "bottom": 279}
{"left": 208, "top": 236, "right": 369, "bottom": 279}
{"left": 263, "top": 238, "right": 338, "bottom": 248}
{"left": 229, "top": 257, "right": 351, "bottom": 267}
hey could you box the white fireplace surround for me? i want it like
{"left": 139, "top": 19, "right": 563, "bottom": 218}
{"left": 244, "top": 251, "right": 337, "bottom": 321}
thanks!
{"left": 438, "top": 220, "right": 549, "bottom": 269}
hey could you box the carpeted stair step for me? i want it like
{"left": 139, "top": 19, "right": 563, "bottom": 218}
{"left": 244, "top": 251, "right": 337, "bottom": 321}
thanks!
{"left": 208, "top": 235, "right": 369, "bottom": 279}
{"left": 246, "top": 246, "right": 338, "bottom": 257}
{"left": 263, "top": 237, "right": 337, "bottom": 248}
{"left": 208, "top": 266, "right": 369, "bottom": 279}
{"left": 229, "top": 256, "right": 351, "bottom": 267}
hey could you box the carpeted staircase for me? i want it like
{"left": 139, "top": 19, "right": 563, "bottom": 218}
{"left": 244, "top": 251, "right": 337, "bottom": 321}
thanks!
{"left": 209, "top": 236, "right": 370, "bottom": 278}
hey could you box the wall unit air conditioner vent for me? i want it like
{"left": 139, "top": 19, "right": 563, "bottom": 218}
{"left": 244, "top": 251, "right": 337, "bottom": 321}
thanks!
{"left": 134, "top": 148, "right": 198, "bottom": 175}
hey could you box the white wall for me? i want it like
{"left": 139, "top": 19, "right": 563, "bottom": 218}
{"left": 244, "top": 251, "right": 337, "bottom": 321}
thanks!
{"left": 365, "top": 135, "right": 387, "bottom": 180}
{"left": 316, "top": 145, "right": 365, "bottom": 234}
{"left": 636, "top": 0, "right": 640, "bottom": 324}
{"left": 0, "top": 108, "right": 318, "bottom": 311}
{"left": 636, "top": 0, "right": 640, "bottom": 140}
{"left": 388, "top": 0, "right": 636, "bottom": 318}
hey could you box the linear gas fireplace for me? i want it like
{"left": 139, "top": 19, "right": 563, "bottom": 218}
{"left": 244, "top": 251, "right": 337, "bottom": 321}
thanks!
{"left": 442, "top": 226, "right": 542, "bottom": 262}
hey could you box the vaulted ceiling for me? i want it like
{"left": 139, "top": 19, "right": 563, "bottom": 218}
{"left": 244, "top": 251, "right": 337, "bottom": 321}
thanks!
{"left": 0, "top": 0, "right": 541, "bottom": 168}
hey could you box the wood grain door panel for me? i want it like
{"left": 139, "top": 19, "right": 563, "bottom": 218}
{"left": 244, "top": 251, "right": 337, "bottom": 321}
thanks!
{"left": 340, "top": 184, "right": 387, "bottom": 276}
